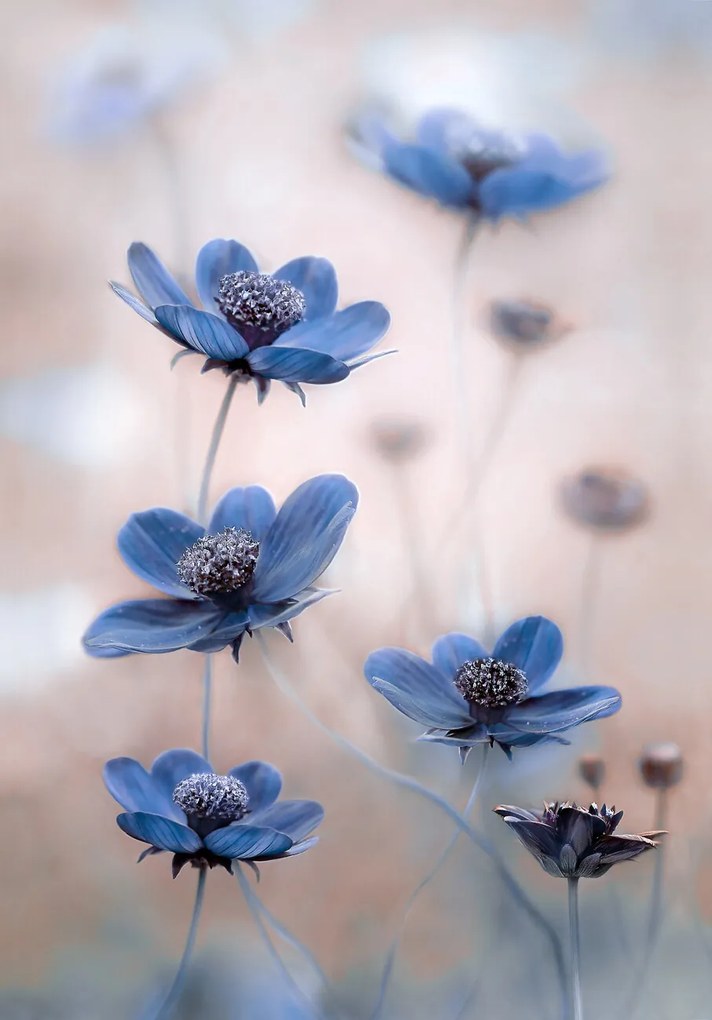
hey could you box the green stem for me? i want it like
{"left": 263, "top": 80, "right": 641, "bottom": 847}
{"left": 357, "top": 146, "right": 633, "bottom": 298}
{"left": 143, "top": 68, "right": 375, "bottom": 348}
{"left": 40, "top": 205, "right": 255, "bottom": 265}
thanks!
{"left": 568, "top": 878, "right": 583, "bottom": 1020}
{"left": 197, "top": 375, "right": 239, "bottom": 526}
{"left": 152, "top": 867, "right": 207, "bottom": 1019}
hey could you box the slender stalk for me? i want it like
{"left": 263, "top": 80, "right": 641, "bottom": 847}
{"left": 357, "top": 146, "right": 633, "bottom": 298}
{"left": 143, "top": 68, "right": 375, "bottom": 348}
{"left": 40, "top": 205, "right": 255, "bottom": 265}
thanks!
{"left": 149, "top": 116, "right": 191, "bottom": 271}
{"left": 391, "top": 458, "right": 434, "bottom": 640}
{"left": 197, "top": 375, "right": 240, "bottom": 526}
{"left": 567, "top": 878, "right": 583, "bottom": 1020}
{"left": 251, "top": 894, "right": 335, "bottom": 1004}
{"left": 151, "top": 867, "right": 207, "bottom": 1020}
{"left": 256, "top": 634, "right": 567, "bottom": 1016}
{"left": 201, "top": 654, "right": 213, "bottom": 761}
{"left": 577, "top": 535, "right": 601, "bottom": 680}
{"left": 450, "top": 212, "right": 481, "bottom": 458}
{"left": 371, "top": 744, "right": 489, "bottom": 1020}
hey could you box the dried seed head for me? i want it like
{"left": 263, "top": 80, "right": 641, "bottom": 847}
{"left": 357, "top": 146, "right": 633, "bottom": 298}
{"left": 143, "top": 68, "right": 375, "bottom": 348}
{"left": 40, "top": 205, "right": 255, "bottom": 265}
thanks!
{"left": 454, "top": 657, "right": 528, "bottom": 708}
{"left": 488, "top": 298, "right": 567, "bottom": 348}
{"left": 560, "top": 468, "right": 649, "bottom": 532}
{"left": 218, "top": 271, "right": 305, "bottom": 339}
{"left": 578, "top": 755, "right": 606, "bottom": 791}
{"left": 173, "top": 773, "right": 249, "bottom": 822}
{"left": 177, "top": 527, "right": 259, "bottom": 596}
{"left": 369, "top": 417, "right": 428, "bottom": 463}
{"left": 639, "top": 743, "right": 684, "bottom": 789}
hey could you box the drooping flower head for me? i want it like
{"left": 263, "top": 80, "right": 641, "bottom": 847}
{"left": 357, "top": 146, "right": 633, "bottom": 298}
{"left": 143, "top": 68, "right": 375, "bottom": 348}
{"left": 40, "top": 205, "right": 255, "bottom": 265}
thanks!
{"left": 639, "top": 742, "right": 684, "bottom": 790}
{"left": 112, "top": 239, "right": 391, "bottom": 403}
{"left": 487, "top": 298, "right": 571, "bottom": 350}
{"left": 560, "top": 467, "right": 649, "bottom": 532}
{"left": 83, "top": 474, "right": 358, "bottom": 660}
{"left": 494, "top": 801, "right": 662, "bottom": 879}
{"left": 104, "top": 748, "right": 322, "bottom": 877}
{"left": 364, "top": 616, "right": 621, "bottom": 759}
{"left": 349, "top": 107, "right": 608, "bottom": 220}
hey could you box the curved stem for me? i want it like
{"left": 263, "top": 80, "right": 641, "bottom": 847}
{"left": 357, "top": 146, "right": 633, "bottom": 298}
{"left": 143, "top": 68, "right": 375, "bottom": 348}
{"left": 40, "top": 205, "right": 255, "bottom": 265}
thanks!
{"left": 567, "top": 878, "right": 583, "bottom": 1020}
{"left": 197, "top": 375, "right": 240, "bottom": 526}
{"left": 251, "top": 894, "right": 335, "bottom": 1005}
{"left": 450, "top": 212, "right": 481, "bottom": 459}
{"left": 371, "top": 744, "right": 489, "bottom": 1020}
{"left": 151, "top": 867, "right": 207, "bottom": 1020}
{"left": 201, "top": 654, "right": 213, "bottom": 761}
{"left": 257, "top": 634, "right": 567, "bottom": 1016}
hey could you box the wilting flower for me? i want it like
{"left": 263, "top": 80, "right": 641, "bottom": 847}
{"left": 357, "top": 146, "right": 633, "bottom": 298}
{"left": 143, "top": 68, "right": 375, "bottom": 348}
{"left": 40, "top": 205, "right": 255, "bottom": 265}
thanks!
{"left": 578, "top": 754, "right": 606, "bottom": 792}
{"left": 349, "top": 107, "right": 607, "bottom": 220}
{"left": 560, "top": 467, "right": 649, "bottom": 532}
{"left": 105, "top": 748, "right": 322, "bottom": 877}
{"left": 487, "top": 298, "right": 570, "bottom": 349}
{"left": 83, "top": 475, "right": 357, "bottom": 660}
{"left": 112, "top": 240, "right": 391, "bottom": 403}
{"left": 639, "top": 742, "right": 684, "bottom": 789}
{"left": 494, "top": 801, "right": 661, "bottom": 879}
{"left": 364, "top": 616, "right": 621, "bottom": 759}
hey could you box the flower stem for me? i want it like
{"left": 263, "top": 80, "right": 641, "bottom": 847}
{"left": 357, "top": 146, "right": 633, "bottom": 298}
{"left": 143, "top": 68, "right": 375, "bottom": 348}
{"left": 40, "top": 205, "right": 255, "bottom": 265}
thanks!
{"left": 371, "top": 744, "right": 489, "bottom": 1020}
{"left": 450, "top": 212, "right": 480, "bottom": 458}
{"left": 201, "top": 654, "right": 213, "bottom": 761}
{"left": 257, "top": 634, "right": 567, "bottom": 1017}
{"left": 577, "top": 534, "right": 601, "bottom": 680}
{"left": 567, "top": 878, "right": 583, "bottom": 1020}
{"left": 151, "top": 866, "right": 207, "bottom": 1020}
{"left": 197, "top": 374, "right": 240, "bottom": 526}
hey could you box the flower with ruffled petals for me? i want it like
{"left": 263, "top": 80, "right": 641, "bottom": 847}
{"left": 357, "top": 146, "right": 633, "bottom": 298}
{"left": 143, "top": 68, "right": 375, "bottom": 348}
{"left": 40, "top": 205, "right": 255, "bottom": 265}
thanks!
{"left": 83, "top": 474, "right": 357, "bottom": 661}
{"left": 105, "top": 748, "right": 322, "bottom": 877}
{"left": 349, "top": 107, "right": 607, "bottom": 220}
{"left": 364, "top": 616, "right": 621, "bottom": 759}
{"left": 111, "top": 239, "right": 391, "bottom": 403}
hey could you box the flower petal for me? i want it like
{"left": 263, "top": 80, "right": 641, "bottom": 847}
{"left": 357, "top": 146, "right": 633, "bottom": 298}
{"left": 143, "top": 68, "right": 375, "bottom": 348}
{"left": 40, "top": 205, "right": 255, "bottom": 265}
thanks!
{"left": 272, "top": 256, "right": 338, "bottom": 320}
{"left": 364, "top": 647, "right": 470, "bottom": 726}
{"left": 110, "top": 282, "right": 158, "bottom": 325}
{"left": 252, "top": 475, "right": 358, "bottom": 603}
{"left": 597, "top": 834, "right": 658, "bottom": 864}
{"left": 195, "top": 238, "right": 259, "bottom": 311}
{"left": 186, "top": 611, "right": 249, "bottom": 651}
{"left": 416, "top": 108, "right": 481, "bottom": 151}
{"left": 372, "top": 678, "right": 468, "bottom": 729}
{"left": 127, "top": 243, "right": 191, "bottom": 307}
{"left": 279, "top": 836, "right": 319, "bottom": 858}
{"left": 417, "top": 725, "right": 488, "bottom": 748}
{"left": 116, "top": 812, "right": 203, "bottom": 853}
{"left": 208, "top": 486, "right": 276, "bottom": 540}
{"left": 249, "top": 800, "right": 323, "bottom": 842}
{"left": 228, "top": 761, "right": 282, "bottom": 813}
{"left": 505, "top": 686, "right": 622, "bottom": 734}
{"left": 556, "top": 806, "right": 607, "bottom": 856}
{"left": 479, "top": 158, "right": 606, "bottom": 219}
{"left": 497, "top": 818, "right": 561, "bottom": 861}
{"left": 492, "top": 616, "right": 563, "bottom": 692}
{"left": 151, "top": 748, "right": 213, "bottom": 814}
{"left": 247, "top": 588, "right": 333, "bottom": 631}
{"left": 83, "top": 599, "right": 223, "bottom": 655}
{"left": 431, "top": 632, "right": 489, "bottom": 679}
{"left": 274, "top": 302, "right": 390, "bottom": 363}
{"left": 104, "top": 757, "right": 167, "bottom": 814}
{"left": 203, "top": 824, "right": 293, "bottom": 860}
{"left": 246, "top": 346, "right": 349, "bottom": 384}
{"left": 383, "top": 141, "right": 474, "bottom": 207}
{"left": 154, "top": 305, "right": 248, "bottom": 360}
{"left": 117, "top": 508, "right": 204, "bottom": 599}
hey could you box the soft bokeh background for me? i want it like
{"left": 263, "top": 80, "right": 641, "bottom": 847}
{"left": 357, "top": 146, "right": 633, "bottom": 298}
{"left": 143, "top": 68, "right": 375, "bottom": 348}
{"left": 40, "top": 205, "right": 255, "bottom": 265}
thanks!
{"left": 3, "top": 0, "right": 712, "bottom": 1017}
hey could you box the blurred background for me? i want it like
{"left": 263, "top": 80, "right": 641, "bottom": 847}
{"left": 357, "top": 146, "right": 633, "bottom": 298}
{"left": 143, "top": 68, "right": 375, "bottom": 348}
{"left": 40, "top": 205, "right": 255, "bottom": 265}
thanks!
{"left": 3, "top": 0, "right": 712, "bottom": 1016}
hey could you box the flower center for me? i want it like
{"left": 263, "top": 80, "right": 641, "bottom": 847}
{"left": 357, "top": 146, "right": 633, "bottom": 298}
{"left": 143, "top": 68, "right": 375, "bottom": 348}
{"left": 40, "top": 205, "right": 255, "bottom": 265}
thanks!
{"left": 453, "top": 657, "right": 528, "bottom": 708}
{"left": 457, "top": 138, "right": 522, "bottom": 183}
{"left": 173, "top": 773, "right": 249, "bottom": 824}
{"left": 217, "top": 271, "right": 305, "bottom": 342}
{"left": 176, "top": 527, "right": 259, "bottom": 596}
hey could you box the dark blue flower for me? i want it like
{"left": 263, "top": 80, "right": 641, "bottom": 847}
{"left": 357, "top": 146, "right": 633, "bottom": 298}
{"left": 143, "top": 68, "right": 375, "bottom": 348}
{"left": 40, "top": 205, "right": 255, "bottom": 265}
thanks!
{"left": 364, "top": 616, "right": 621, "bottom": 759}
{"left": 350, "top": 107, "right": 608, "bottom": 220}
{"left": 105, "top": 748, "right": 323, "bottom": 877}
{"left": 111, "top": 239, "right": 391, "bottom": 403}
{"left": 83, "top": 474, "right": 358, "bottom": 660}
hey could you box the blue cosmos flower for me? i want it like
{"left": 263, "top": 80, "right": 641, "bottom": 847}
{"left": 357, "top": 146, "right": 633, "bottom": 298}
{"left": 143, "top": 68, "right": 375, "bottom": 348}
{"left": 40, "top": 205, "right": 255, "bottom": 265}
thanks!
{"left": 349, "top": 107, "right": 607, "bottom": 220}
{"left": 83, "top": 474, "right": 357, "bottom": 661}
{"left": 364, "top": 616, "right": 621, "bottom": 759}
{"left": 104, "top": 748, "right": 322, "bottom": 877}
{"left": 111, "top": 239, "right": 392, "bottom": 404}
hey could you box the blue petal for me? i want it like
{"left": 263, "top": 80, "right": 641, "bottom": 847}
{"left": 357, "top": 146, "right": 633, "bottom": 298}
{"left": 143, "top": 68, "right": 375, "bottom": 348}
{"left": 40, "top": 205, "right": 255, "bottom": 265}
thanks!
{"left": 187, "top": 611, "right": 249, "bottom": 651}
{"left": 249, "top": 800, "right": 323, "bottom": 842}
{"left": 272, "top": 256, "right": 338, "bottom": 320}
{"left": 492, "top": 617, "right": 563, "bottom": 693}
{"left": 208, "top": 486, "right": 276, "bottom": 540}
{"left": 117, "top": 509, "right": 204, "bottom": 599}
{"left": 364, "top": 647, "right": 470, "bottom": 726}
{"left": 273, "top": 302, "right": 391, "bottom": 363}
{"left": 83, "top": 599, "right": 223, "bottom": 655}
{"left": 104, "top": 757, "right": 167, "bottom": 814}
{"left": 246, "top": 346, "right": 349, "bottom": 384}
{"left": 372, "top": 678, "right": 468, "bottom": 729}
{"left": 479, "top": 160, "right": 605, "bottom": 219}
{"left": 505, "top": 686, "right": 622, "bottom": 734}
{"left": 252, "top": 475, "right": 358, "bottom": 603}
{"left": 116, "top": 812, "right": 203, "bottom": 853}
{"left": 151, "top": 748, "right": 213, "bottom": 814}
{"left": 110, "top": 282, "right": 158, "bottom": 325}
{"left": 228, "top": 761, "right": 282, "bottom": 813}
{"left": 416, "top": 108, "right": 480, "bottom": 151}
{"left": 280, "top": 836, "right": 319, "bottom": 857}
{"left": 417, "top": 724, "right": 488, "bottom": 748}
{"left": 383, "top": 142, "right": 474, "bottom": 207}
{"left": 247, "top": 588, "right": 333, "bottom": 631}
{"left": 154, "top": 305, "right": 248, "bottom": 361}
{"left": 195, "top": 239, "right": 259, "bottom": 312}
{"left": 127, "top": 243, "right": 191, "bottom": 308}
{"left": 203, "top": 824, "right": 293, "bottom": 859}
{"left": 431, "top": 632, "right": 488, "bottom": 679}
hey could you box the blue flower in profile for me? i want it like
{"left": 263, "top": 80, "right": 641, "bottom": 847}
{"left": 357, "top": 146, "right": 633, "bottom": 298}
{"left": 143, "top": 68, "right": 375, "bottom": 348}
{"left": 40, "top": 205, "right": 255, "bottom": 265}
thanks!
{"left": 364, "top": 616, "right": 621, "bottom": 759}
{"left": 83, "top": 475, "right": 357, "bottom": 660}
{"left": 105, "top": 748, "right": 322, "bottom": 877}
{"left": 112, "top": 239, "right": 391, "bottom": 403}
{"left": 349, "top": 107, "right": 608, "bottom": 220}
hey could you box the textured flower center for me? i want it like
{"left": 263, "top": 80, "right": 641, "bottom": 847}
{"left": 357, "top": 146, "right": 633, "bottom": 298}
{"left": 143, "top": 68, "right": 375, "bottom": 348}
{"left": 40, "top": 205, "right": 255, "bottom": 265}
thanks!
{"left": 176, "top": 527, "right": 259, "bottom": 596}
{"left": 453, "top": 657, "right": 528, "bottom": 708}
{"left": 173, "top": 773, "right": 249, "bottom": 823}
{"left": 458, "top": 140, "right": 521, "bottom": 182}
{"left": 217, "top": 271, "right": 305, "bottom": 337}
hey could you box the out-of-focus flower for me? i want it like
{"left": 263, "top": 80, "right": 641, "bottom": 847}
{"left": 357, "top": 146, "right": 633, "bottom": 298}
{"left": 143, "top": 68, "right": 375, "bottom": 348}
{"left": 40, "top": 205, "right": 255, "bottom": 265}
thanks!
{"left": 348, "top": 107, "right": 607, "bottom": 220}
{"left": 105, "top": 748, "right": 322, "bottom": 877}
{"left": 487, "top": 298, "right": 571, "bottom": 350}
{"left": 112, "top": 240, "right": 391, "bottom": 403}
{"left": 364, "top": 616, "right": 621, "bottom": 759}
{"left": 639, "top": 743, "right": 684, "bottom": 789}
{"left": 494, "top": 801, "right": 661, "bottom": 878}
{"left": 578, "top": 754, "right": 606, "bottom": 792}
{"left": 560, "top": 467, "right": 649, "bottom": 532}
{"left": 83, "top": 475, "right": 357, "bottom": 660}
{"left": 369, "top": 416, "right": 429, "bottom": 463}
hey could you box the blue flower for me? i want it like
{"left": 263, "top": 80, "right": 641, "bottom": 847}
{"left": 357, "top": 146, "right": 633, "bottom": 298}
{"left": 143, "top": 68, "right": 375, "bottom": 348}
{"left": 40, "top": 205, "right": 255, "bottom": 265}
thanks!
{"left": 112, "top": 239, "right": 392, "bottom": 404}
{"left": 350, "top": 107, "right": 608, "bottom": 220}
{"left": 104, "top": 747, "right": 323, "bottom": 877}
{"left": 364, "top": 616, "right": 621, "bottom": 759}
{"left": 83, "top": 474, "right": 358, "bottom": 660}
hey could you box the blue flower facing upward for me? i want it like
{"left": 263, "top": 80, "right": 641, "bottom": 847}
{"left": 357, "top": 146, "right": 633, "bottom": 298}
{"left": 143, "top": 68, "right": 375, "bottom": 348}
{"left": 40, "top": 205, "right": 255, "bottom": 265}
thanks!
{"left": 83, "top": 474, "right": 358, "bottom": 661}
{"left": 104, "top": 748, "right": 322, "bottom": 877}
{"left": 364, "top": 616, "right": 621, "bottom": 759}
{"left": 112, "top": 239, "right": 392, "bottom": 403}
{"left": 349, "top": 107, "right": 608, "bottom": 220}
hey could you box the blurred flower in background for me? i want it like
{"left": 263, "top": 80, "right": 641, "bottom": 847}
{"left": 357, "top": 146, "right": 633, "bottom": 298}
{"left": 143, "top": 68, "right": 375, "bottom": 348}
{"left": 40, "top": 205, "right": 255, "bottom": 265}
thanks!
{"left": 486, "top": 298, "right": 572, "bottom": 351}
{"left": 639, "top": 742, "right": 684, "bottom": 790}
{"left": 560, "top": 467, "right": 649, "bottom": 533}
